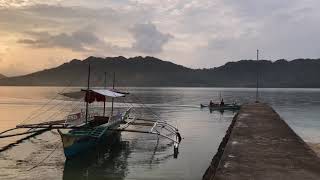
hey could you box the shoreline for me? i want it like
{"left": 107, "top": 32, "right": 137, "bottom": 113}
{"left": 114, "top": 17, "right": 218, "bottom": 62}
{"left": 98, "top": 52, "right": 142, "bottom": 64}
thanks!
{"left": 307, "top": 142, "right": 320, "bottom": 157}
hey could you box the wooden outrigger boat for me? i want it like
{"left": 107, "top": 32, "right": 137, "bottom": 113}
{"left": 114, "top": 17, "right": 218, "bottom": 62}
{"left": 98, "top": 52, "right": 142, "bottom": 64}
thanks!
{"left": 201, "top": 91, "right": 240, "bottom": 112}
{"left": 0, "top": 65, "right": 182, "bottom": 159}
{"left": 56, "top": 88, "right": 132, "bottom": 158}
{"left": 200, "top": 103, "right": 240, "bottom": 111}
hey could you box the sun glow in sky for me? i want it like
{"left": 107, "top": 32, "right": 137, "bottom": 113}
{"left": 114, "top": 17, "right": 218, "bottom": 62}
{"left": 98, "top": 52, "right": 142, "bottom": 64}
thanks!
{"left": 1, "top": 0, "right": 320, "bottom": 76}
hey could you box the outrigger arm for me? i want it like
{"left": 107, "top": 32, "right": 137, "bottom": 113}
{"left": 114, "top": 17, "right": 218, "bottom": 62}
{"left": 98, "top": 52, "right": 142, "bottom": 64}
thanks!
{"left": 112, "top": 116, "right": 182, "bottom": 146}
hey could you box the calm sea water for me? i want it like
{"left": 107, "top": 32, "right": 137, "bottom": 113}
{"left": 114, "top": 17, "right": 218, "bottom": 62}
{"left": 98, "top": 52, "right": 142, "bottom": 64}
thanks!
{"left": 0, "top": 87, "right": 320, "bottom": 180}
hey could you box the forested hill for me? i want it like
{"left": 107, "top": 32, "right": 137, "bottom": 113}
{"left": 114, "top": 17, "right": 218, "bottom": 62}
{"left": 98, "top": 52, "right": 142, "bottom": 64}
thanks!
{"left": 0, "top": 56, "right": 196, "bottom": 87}
{"left": 206, "top": 59, "right": 320, "bottom": 87}
{"left": 0, "top": 56, "right": 320, "bottom": 87}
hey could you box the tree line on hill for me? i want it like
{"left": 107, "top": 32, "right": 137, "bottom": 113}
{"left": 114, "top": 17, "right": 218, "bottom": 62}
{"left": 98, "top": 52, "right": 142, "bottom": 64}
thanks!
{"left": 0, "top": 56, "right": 319, "bottom": 88}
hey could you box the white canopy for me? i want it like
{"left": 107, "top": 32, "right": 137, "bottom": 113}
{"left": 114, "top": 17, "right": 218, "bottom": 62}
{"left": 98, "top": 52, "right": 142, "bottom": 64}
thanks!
{"left": 92, "top": 89, "right": 125, "bottom": 98}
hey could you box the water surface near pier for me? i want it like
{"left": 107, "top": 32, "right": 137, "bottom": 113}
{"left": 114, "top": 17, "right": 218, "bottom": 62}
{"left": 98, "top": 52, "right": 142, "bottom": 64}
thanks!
{"left": 0, "top": 87, "right": 319, "bottom": 180}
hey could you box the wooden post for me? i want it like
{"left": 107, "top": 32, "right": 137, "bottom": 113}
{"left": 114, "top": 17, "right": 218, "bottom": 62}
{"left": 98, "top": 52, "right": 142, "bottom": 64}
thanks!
{"left": 256, "top": 49, "right": 259, "bottom": 103}
{"left": 85, "top": 64, "right": 91, "bottom": 124}
{"left": 111, "top": 72, "right": 115, "bottom": 117}
{"left": 103, "top": 72, "right": 107, "bottom": 117}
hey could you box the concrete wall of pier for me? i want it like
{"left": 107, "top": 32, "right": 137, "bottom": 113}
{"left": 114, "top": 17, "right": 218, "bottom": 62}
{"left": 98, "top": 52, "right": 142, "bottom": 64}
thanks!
{"left": 203, "top": 103, "right": 320, "bottom": 180}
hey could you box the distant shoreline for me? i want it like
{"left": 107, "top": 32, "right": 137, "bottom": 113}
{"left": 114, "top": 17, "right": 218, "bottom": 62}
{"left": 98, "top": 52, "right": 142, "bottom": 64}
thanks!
{"left": 1, "top": 56, "right": 320, "bottom": 88}
{"left": 308, "top": 143, "right": 320, "bottom": 158}
{"left": 1, "top": 85, "right": 320, "bottom": 89}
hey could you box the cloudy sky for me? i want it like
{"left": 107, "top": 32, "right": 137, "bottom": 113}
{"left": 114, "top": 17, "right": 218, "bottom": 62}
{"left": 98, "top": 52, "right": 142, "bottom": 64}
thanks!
{"left": 0, "top": 0, "right": 319, "bottom": 76}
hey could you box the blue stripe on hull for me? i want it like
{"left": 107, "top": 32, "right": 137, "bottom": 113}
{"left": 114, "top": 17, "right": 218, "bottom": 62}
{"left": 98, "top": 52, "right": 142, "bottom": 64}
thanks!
{"left": 62, "top": 130, "right": 119, "bottom": 159}
{"left": 64, "top": 137, "right": 97, "bottom": 158}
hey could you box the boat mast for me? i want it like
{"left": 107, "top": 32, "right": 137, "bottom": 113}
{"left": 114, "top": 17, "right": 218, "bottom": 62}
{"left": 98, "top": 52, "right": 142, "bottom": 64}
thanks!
{"left": 85, "top": 64, "right": 91, "bottom": 124}
{"left": 103, "top": 72, "right": 107, "bottom": 117}
{"left": 111, "top": 72, "right": 115, "bottom": 117}
{"left": 255, "top": 49, "right": 259, "bottom": 103}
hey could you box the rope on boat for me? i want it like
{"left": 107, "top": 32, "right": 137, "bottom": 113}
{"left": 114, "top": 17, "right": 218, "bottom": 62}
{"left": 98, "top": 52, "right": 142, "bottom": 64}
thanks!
{"left": 80, "top": 73, "right": 172, "bottom": 127}
{"left": 18, "top": 74, "right": 84, "bottom": 126}
{"left": 106, "top": 84, "right": 180, "bottom": 138}
{"left": 40, "top": 96, "right": 83, "bottom": 124}
{"left": 116, "top": 91, "right": 160, "bottom": 121}
{"left": 123, "top": 95, "right": 179, "bottom": 130}
{"left": 103, "top": 75, "right": 161, "bottom": 118}
{"left": 124, "top": 91, "right": 162, "bottom": 120}
{"left": 111, "top": 82, "right": 174, "bottom": 126}
{"left": 0, "top": 101, "right": 81, "bottom": 136}
{"left": 19, "top": 87, "right": 72, "bottom": 125}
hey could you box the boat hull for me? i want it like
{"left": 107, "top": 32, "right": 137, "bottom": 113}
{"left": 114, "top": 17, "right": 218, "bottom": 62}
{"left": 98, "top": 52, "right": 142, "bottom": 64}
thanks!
{"left": 200, "top": 104, "right": 240, "bottom": 111}
{"left": 58, "top": 124, "right": 120, "bottom": 159}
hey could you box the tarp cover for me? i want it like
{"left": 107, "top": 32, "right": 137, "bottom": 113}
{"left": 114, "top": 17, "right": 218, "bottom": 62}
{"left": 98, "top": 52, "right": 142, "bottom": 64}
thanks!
{"left": 85, "top": 89, "right": 125, "bottom": 103}
{"left": 92, "top": 89, "right": 125, "bottom": 98}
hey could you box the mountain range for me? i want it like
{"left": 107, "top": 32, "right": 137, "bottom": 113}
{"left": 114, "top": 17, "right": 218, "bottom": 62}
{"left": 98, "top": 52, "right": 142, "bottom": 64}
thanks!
{"left": 0, "top": 56, "right": 320, "bottom": 87}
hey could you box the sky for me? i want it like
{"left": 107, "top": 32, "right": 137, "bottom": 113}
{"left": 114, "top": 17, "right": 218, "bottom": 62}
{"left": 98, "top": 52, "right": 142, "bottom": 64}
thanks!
{"left": 0, "top": 0, "right": 320, "bottom": 76}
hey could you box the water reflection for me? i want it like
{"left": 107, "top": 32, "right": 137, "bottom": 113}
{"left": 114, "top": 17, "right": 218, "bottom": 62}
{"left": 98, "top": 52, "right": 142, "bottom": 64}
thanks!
{"left": 3, "top": 87, "right": 320, "bottom": 180}
{"left": 62, "top": 132, "right": 178, "bottom": 180}
{"left": 63, "top": 133, "right": 129, "bottom": 180}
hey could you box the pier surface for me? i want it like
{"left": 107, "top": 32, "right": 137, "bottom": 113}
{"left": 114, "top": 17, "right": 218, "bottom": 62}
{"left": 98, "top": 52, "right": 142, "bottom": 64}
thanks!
{"left": 204, "top": 103, "right": 320, "bottom": 180}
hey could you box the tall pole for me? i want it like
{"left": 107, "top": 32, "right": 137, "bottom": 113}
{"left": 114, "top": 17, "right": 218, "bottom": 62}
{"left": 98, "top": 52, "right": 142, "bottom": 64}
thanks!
{"left": 103, "top": 72, "right": 107, "bottom": 117}
{"left": 85, "top": 64, "right": 91, "bottom": 124}
{"left": 111, "top": 72, "right": 115, "bottom": 117}
{"left": 256, "top": 49, "right": 259, "bottom": 103}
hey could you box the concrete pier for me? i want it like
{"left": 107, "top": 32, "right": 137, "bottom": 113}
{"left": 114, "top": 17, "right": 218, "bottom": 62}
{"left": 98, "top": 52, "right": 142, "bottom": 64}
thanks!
{"left": 203, "top": 103, "right": 320, "bottom": 180}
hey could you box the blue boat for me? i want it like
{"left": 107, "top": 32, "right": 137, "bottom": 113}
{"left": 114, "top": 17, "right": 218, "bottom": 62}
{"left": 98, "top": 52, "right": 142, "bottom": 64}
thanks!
{"left": 57, "top": 64, "right": 133, "bottom": 158}
{"left": 58, "top": 107, "right": 131, "bottom": 158}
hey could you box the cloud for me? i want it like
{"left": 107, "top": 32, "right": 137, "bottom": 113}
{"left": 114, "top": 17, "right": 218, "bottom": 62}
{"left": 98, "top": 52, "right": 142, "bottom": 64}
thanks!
{"left": 17, "top": 30, "right": 106, "bottom": 51}
{"left": 183, "top": 0, "right": 320, "bottom": 66}
{"left": 0, "top": 4, "right": 156, "bottom": 54}
{"left": 130, "top": 22, "right": 173, "bottom": 54}
{"left": 0, "top": 4, "right": 152, "bottom": 38}
{"left": 2, "top": 0, "right": 320, "bottom": 76}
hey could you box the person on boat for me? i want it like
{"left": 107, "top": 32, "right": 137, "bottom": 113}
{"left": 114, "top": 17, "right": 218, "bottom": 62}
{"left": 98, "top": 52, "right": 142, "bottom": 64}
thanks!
{"left": 220, "top": 98, "right": 225, "bottom": 106}
{"left": 209, "top": 100, "right": 214, "bottom": 107}
{"left": 176, "top": 132, "right": 182, "bottom": 143}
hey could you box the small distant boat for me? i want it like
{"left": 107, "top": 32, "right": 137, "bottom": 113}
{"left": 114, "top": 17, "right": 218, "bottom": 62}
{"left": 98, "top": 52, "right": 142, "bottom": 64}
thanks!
{"left": 200, "top": 103, "right": 240, "bottom": 111}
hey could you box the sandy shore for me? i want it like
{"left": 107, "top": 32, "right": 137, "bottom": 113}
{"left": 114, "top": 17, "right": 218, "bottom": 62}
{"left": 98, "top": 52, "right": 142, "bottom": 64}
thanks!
{"left": 308, "top": 143, "right": 320, "bottom": 157}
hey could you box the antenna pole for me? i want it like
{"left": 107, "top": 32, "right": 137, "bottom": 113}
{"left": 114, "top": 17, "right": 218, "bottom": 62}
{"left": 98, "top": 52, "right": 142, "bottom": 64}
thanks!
{"left": 256, "top": 49, "right": 259, "bottom": 103}
{"left": 111, "top": 72, "right": 115, "bottom": 117}
{"left": 85, "top": 64, "right": 91, "bottom": 124}
{"left": 103, "top": 72, "right": 107, "bottom": 117}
